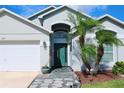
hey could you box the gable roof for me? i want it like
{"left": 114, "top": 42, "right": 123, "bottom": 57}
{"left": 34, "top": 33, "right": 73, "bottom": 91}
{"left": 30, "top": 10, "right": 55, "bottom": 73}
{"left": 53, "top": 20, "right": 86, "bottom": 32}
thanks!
{"left": 98, "top": 14, "right": 124, "bottom": 27}
{"left": 1, "top": 6, "right": 124, "bottom": 35}
{"left": 40, "top": 5, "right": 124, "bottom": 28}
{"left": 0, "top": 8, "right": 53, "bottom": 34}
{"left": 40, "top": 5, "right": 94, "bottom": 19}
{"left": 28, "top": 6, "right": 56, "bottom": 20}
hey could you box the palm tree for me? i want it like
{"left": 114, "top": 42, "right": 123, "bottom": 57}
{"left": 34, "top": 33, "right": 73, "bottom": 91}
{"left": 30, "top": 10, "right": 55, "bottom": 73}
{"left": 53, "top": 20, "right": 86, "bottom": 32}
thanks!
{"left": 94, "top": 30, "right": 124, "bottom": 74}
{"left": 81, "top": 44, "right": 96, "bottom": 71}
{"left": 67, "top": 13, "right": 100, "bottom": 71}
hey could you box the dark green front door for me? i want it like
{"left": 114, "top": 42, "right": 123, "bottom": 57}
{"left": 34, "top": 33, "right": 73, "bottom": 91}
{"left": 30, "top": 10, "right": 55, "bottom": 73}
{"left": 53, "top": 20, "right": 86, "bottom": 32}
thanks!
{"left": 54, "top": 44, "right": 67, "bottom": 67}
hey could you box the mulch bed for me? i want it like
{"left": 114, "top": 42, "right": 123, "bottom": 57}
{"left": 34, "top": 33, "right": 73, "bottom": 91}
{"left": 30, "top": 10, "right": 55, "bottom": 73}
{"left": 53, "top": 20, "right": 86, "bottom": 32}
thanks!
{"left": 75, "top": 71, "right": 123, "bottom": 84}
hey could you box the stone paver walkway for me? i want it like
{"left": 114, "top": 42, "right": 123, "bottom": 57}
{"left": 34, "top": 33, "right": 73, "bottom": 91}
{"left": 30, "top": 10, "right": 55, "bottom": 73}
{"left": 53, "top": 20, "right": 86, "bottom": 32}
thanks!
{"left": 29, "top": 67, "right": 80, "bottom": 88}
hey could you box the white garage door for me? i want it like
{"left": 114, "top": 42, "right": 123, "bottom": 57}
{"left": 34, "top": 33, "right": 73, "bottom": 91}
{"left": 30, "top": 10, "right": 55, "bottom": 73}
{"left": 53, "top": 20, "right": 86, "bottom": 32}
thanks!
{"left": 0, "top": 41, "right": 40, "bottom": 71}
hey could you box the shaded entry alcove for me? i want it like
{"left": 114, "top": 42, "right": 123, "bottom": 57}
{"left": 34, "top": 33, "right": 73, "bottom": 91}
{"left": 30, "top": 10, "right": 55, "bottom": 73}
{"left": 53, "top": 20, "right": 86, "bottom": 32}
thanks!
{"left": 51, "top": 23, "right": 70, "bottom": 68}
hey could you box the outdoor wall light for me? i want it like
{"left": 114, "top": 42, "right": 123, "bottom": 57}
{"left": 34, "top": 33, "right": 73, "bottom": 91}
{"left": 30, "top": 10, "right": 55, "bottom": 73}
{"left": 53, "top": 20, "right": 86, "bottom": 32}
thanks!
{"left": 1, "top": 37, "right": 5, "bottom": 40}
{"left": 43, "top": 41, "right": 47, "bottom": 49}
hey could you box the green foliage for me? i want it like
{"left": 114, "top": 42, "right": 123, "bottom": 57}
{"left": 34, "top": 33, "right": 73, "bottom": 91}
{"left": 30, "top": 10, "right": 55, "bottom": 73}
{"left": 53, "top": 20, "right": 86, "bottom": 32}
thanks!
{"left": 85, "top": 18, "right": 100, "bottom": 31}
{"left": 67, "top": 13, "right": 100, "bottom": 37}
{"left": 67, "top": 13, "right": 84, "bottom": 35}
{"left": 112, "top": 61, "right": 124, "bottom": 75}
{"left": 96, "top": 30, "right": 124, "bottom": 46}
{"left": 67, "top": 13, "right": 101, "bottom": 71}
{"left": 81, "top": 44, "right": 96, "bottom": 62}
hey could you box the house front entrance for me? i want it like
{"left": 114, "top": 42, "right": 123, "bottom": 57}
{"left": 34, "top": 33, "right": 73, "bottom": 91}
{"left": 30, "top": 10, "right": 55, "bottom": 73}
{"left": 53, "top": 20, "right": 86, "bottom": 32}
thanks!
{"left": 54, "top": 44, "right": 67, "bottom": 68}
{"left": 51, "top": 23, "right": 71, "bottom": 68}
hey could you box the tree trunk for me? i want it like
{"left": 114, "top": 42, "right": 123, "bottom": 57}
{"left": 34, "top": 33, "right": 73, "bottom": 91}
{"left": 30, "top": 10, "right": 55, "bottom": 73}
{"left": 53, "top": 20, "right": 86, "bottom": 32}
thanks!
{"left": 92, "top": 45, "right": 104, "bottom": 75}
{"left": 79, "top": 35, "right": 85, "bottom": 48}
{"left": 79, "top": 35, "right": 91, "bottom": 72}
{"left": 96, "top": 45, "right": 104, "bottom": 65}
{"left": 82, "top": 55, "right": 91, "bottom": 71}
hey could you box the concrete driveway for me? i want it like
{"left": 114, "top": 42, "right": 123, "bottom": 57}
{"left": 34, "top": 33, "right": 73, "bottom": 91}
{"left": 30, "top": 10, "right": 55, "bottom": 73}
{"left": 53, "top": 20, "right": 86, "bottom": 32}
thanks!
{"left": 0, "top": 72, "right": 39, "bottom": 88}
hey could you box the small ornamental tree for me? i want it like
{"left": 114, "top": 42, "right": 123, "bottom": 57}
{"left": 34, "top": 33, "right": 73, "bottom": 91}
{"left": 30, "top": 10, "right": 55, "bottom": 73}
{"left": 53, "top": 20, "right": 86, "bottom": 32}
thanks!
{"left": 68, "top": 13, "right": 99, "bottom": 72}
{"left": 93, "top": 30, "right": 124, "bottom": 75}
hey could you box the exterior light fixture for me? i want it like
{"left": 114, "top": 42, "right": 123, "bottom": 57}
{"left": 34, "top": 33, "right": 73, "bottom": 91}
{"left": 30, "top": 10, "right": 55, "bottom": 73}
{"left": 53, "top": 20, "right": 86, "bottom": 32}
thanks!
{"left": 43, "top": 41, "right": 47, "bottom": 49}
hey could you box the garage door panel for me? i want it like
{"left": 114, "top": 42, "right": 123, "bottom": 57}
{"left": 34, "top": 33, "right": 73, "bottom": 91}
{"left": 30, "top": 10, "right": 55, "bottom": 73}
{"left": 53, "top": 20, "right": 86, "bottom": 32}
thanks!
{"left": 0, "top": 42, "right": 40, "bottom": 71}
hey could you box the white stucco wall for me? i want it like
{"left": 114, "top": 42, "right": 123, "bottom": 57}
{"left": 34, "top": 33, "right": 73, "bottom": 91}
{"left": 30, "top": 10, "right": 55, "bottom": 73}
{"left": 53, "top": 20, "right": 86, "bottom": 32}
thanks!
{"left": 42, "top": 9, "right": 74, "bottom": 30}
{"left": 116, "top": 39, "right": 124, "bottom": 61}
{"left": 0, "top": 13, "right": 45, "bottom": 34}
{"left": 71, "top": 36, "right": 83, "bottom": 71}
{"left": 101, "top": 19, "right": 124, "bottom": 35}
{"left": 0, "top": 12, "right": 50, "bottom": 70}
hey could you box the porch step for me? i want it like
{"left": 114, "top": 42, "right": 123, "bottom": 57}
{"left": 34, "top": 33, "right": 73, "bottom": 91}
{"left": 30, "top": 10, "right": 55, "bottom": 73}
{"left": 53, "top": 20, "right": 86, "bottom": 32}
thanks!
{"left": 51, "top": 66, "right": 73, "bottom": 73}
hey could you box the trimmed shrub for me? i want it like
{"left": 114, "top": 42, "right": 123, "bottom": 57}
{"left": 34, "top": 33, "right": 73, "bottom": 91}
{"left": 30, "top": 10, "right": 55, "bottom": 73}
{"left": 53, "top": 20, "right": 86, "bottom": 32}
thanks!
{"left": 112, "top": 61, "right": 124, "bottom": 75}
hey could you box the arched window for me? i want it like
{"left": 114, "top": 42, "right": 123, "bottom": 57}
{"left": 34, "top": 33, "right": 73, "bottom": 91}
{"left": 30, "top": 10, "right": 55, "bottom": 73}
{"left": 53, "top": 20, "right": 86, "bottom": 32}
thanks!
{"left": 54, "top": 31, "right": 68, "bottom": 38}
{"left": 51, "top": 23, "right": 70, "bottom": 43}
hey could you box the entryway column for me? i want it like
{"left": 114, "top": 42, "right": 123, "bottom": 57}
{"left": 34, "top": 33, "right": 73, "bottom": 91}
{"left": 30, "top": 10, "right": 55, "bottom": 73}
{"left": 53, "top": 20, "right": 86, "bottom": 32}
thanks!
{"left": 67, "top": 44, "right": 70, "bottom": 66}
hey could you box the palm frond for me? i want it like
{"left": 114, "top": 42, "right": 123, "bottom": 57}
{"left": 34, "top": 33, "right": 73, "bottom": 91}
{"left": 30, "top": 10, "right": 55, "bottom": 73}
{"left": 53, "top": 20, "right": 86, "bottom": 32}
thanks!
{"left": 67, "top": 13, "right": 101, "bottom": 37}
{"left": 81, "top": 44, "right": 96, "bottom": 60}
{"left": 85, "top": 19, "right": 101, "bottom": 31}
{"left": 96, "top": 30, "right": 124, "bottom": 46}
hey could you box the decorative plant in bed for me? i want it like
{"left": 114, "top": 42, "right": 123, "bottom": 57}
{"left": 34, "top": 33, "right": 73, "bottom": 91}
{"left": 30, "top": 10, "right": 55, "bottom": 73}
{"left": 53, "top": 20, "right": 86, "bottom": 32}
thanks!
{"left": 112, "top": 61, "right": 124, "bottom": 77}
{"left": 75, "top": 61, "right": 124, "bottom": 87}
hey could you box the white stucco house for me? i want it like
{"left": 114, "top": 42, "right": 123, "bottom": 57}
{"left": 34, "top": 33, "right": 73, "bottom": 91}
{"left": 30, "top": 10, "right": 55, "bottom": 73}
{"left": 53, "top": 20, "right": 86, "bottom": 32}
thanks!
{"left": 0, "top": 5, "right": 124, "bottom": 72}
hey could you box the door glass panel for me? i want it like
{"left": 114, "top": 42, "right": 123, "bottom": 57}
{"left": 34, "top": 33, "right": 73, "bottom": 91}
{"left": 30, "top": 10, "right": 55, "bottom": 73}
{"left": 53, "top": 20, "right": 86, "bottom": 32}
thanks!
{"left": 54, "top": 44, "right": 67, "bottom": 67}
{"left": 60, "top": 46, "right": 67, "bottom": 66}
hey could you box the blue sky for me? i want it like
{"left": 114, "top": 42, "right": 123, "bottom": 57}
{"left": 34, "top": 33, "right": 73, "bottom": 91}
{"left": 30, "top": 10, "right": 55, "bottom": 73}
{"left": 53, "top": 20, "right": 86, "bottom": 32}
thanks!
{"left": 0, "top": 5, "right": 124, "bottom": 22}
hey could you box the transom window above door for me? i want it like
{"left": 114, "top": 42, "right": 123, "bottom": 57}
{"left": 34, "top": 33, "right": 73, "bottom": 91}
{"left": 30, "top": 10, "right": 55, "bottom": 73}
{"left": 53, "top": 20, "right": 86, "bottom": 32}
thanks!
{"left": 51, "top": 23, "right": 71, "bottom": 44}
{"left": 54, "top": 31, "right": 68, "bottom": 38}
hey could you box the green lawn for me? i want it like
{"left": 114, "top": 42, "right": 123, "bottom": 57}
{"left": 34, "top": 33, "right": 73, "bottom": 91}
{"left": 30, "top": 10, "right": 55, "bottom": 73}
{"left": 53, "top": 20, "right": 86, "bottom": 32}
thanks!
{"left": 81, "top": 79, "right": 124, "bottom": 88}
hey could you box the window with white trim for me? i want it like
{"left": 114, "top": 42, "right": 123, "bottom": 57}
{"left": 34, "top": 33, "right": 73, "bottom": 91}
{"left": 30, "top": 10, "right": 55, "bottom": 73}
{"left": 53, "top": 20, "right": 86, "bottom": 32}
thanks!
{"left": 101, "top": 45, "right": 113, "bottom": 62}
